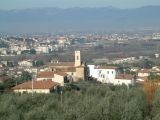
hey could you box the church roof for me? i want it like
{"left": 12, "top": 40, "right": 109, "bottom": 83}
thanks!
{"left": 54, "top": 72, "right": 68, "bottom": 77}
{"left": 37, "top": 71, "right": 54, "bottom": 78}
{"left": 48, "top": 62, "right": 75, "bottom": 67}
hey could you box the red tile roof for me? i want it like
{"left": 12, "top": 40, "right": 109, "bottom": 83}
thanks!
{"left": 116, "top": 74, "right": 134, "bottom": 80}
{"left": 48, "top": 62, "right": 75, "bottom": 67}
{"left": 54, "top": 72, "right": 68, "bottom": 77}
{"left": 55, "top": 67, "right": 76, "bottom": 72}
{"left": 37, "top": 71, "right": 54, "bottom": 78}
{"left": 12, "top": 80, "right": 59, "bottom": 90}
{"left": 37, "top": 71, "right": 68, "bottom": 78}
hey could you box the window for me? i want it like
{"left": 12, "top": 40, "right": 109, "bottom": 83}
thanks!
{"left": 64, "top": 76, "right": 69, "bottom": 83}
{"left": 107, "top": 71, "right": 109, "bottom": 74}
{"left": 101, "top": 74, "right": 105, "bottom": 78}
{"left": 77, "top": 56, "right": 79, "bottom": 60}
{"left": 98, "top": 70, "right": 102, "bottom": 77}
{"left": 112, "top": 71, "right": 114, "bottom": 74}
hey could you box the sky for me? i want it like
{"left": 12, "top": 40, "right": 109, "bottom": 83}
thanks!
{"left": 0, "top": 0, "right": 160, "bottom": 10}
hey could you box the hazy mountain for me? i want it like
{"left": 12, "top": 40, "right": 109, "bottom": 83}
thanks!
{"left": 0, "top": 6, "right": 160, "bottom": 33}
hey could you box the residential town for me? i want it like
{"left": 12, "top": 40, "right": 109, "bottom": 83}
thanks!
{"left": 1, "top": 32, "right": 160, "bottom": 56}
{"left": 0, "top": 32, "right": 160, "bottom": 94}
{"left": 1, "top": 1, "right": 160, "bottom": 119}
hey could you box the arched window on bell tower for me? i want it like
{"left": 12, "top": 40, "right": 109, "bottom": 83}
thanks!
{"left": 75, "top": 51, "right": 81, "bottom": 67}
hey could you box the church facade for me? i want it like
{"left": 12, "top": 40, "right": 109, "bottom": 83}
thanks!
{"left": 48, "top": 51, "right": 85, "bottom": 82}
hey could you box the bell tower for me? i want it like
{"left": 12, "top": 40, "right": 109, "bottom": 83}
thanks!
{"left": 75, "top": 51, "right": 81, "bottom": 67}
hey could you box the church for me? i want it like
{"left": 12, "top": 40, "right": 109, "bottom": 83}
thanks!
{"left": 48, "top": 51, "right": 85, "bottom": 82}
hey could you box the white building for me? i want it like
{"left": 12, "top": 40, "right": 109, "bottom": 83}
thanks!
{"left": 111, "top": 57, "right": 136, "bottom": 64}
{"left": 115, "top": 74, "right": 135, "bottom": 85}
{"left": 155, "top": 54, "right": 159, "bottom": 58}
{"left": 138, "top": 69, "right": 150, "bottom": 77}
{"left": 57, "top": 37, "right": 68, "bottom": 44}
{"left": 88, "top": 65, "right": 135, "bottom": 86}
{"left": 18, "top": 60, "right": 33, "bottom": 68}
{"left": 0, "top": 48, "right": 8, "bottom": 55}
{"left": 36, "top": 46, "right": 49, "bottom": 54}
{"left": 24, "top": 68, "right": 38, "bottom": 74}
{"left": 152, "top": 33, "right": 160, "bottom": 40}
{"left": 88, "top": 65, "right": 116, "bottom": 83}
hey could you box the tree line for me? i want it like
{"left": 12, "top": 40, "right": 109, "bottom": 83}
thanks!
{"left": 0, "top": 81, "right": 160, "bottom": 120}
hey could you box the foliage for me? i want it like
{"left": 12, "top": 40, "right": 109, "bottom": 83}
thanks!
{"left": 148, "top": 73, "right": 160, "bottom": 81}
{"left": 30, "top": 49, "right": 36, "bottom": 54}
{"left": 0, "top": 74, "right": 15, "bottom": 91}
{"left": 71, "top": 38, "right": 85, "bottom": 45}
{"left": 143, "top": 82, "right": 159, "bottom": 104}
{"left": 33, "top": 60, "right": 44, "bottom": 67}
{"left": 151, "top": 89, "right": 160, "bottom": 120}
{"left": 7, "top": 61, "right": 14, "bottom": 67}
{"left": 64, "top": 83, "right": 80, "bottom": 91}
{"left": 21, "top": 49, "right": 36, "bottom": 55}
{"left": 0, "top": 82, "right": 152, "bottom": 120}
{"left": 21, "top": 50, "right": 30, "bottom": 54}
{"left": 0, "top": 41, "right": 9, "bottom": 48}
{"left": 16, "top": 71, "right": 32, "bottom": 84}
{"left": 3, "top": 80, "right": 16, "bottom": 90}
{"left": 0, "top": 83, "right": 4, "bottom": 93}
{"left": 138, "top": 59, "right": 155, "bottom": 69}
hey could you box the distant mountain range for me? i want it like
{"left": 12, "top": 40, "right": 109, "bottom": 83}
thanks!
{"left": 0, "top": 6, "right": 160, "bottom": 33}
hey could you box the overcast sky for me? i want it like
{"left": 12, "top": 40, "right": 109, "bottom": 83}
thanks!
{"left": 0, "top": 0, "right": 160, "bottom": 10}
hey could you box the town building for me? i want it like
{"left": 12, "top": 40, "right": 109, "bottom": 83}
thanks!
{"left": 36, "top": 46, "right": 49, "bottom": 54}
{"left": 155, "top": 53, "right": 159, "bottom": 58}
{"left": 18, "top": 60, "right": 34, "bottom": 68}
{"left": 138, "top": 69, "right": 150, "bottom": 77}
{"left": 36, "top": 71, "right": 68, "bottom": 86}
{"left": 87, "top": 65, "right": 135, "bottom": 86}
{"left": 48, "top": 51, "right": 85, "bottom": 82}
{"left": 12, "top": 80, "right": 59, "bottom": 94}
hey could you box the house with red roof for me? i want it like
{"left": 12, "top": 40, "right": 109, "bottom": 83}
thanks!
{"left": 36, "top": 71, "right": 68, "bottom": 86}
{"left": 12, "top": 80, "right": 59, "bottom": 94}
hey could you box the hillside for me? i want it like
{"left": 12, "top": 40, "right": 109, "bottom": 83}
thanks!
{"left": 0, "top": 6, "right": 160, "bottom": 33}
